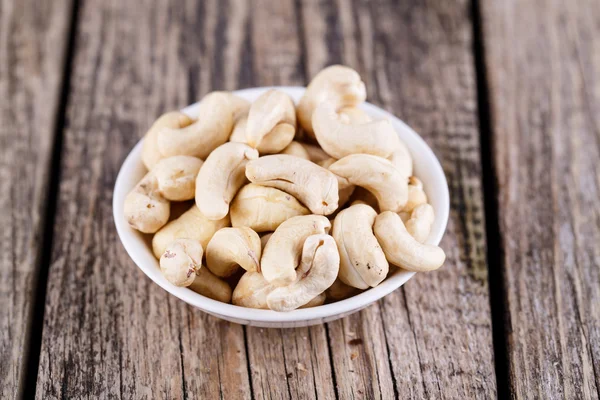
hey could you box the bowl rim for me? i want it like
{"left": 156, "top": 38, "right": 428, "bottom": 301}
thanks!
{"left": 113, "top": 86, "right": 449, "bottom": 323}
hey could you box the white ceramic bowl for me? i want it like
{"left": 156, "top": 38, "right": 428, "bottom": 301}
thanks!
{"left": 113, "top": 86, "right": 449, "bottom": 328}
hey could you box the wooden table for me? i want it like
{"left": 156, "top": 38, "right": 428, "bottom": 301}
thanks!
{"left": 2, "top": 0, "right": 598, "bottom": 398}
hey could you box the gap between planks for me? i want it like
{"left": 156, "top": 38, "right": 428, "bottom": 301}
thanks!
{"left": 22, "top": 1, "right": 81, "bottom": 399}
{"left": 470, "top": 0, "right": 510, "bottom": 398}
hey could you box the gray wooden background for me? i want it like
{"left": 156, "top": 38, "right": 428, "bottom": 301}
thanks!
{"left": 1, "top": 0, "right": 598, "bottom": 398}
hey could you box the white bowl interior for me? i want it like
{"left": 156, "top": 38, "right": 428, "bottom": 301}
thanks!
{"left": 113, "top": 86, "right": 449, "bottom": 327}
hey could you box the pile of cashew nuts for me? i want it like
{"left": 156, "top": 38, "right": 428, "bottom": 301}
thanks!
{"left": 124, "top": 65, "right": 446, "bottom": 312}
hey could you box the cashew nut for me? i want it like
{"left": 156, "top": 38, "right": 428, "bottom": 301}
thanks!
{"left": 402, "top": 176, "right": 427, "bottom": 213}
{"left": 312, "top": 102, "right": 401, "bottom": 159}
{"left": 302, "top": 292, "right": 326, "bottom": 308}
{"left": 405, "top": 203, "right": 435, "bottom": 243}
{"left": 195, "top": 142, "right": 259, "bottom": 220}
{"left": 189, "top": 266, "right": 232, "bottom": 303}
{"left": 332, "top": 204, "right": 389, "bottom": 289}
{"left": 157, "top": 92, "right": 234, "bottom": 160}
{"left": 206, "top": 227, "right": 262, "bottom": 277}
{"left": 246, "top": 90, "right": 296, "bottom": 149}
{"left": 232, "top": 271, "right": 275, "bottom": 309}
{"left": 388, "top": 139, "right": 413, "bottom": 178}
{"left": 297, "top": 65, "right": 367, "bottom": 139}
{"left": 329, "top": 154, "right": 408, "bottom": 212}
{"left": 142, "top": 111, "right": 193, "bottom": 170}
{"left": 153, "top": 156, "right": 204, "bottom": 201}
{"left": 125, "top": 154, "right": 205, "bottom": 234}
{"left": 124, "top": 172, "right": 170, "bottom": 233}
{"left": 159, "top": 239, "right": 203, "bottom": 287}
{"left": 317, "top": 158, "right": 356, "bottom": 209}
{"left": 325, "top": 278, "right": 360, "bottom": 301}
{"left": 301, "top": 143, "right": 331, "bottom": 163}
{"left": 246, "top": 155, "right": 339, "bottom": 215}
{"left": 219, "top": 92, "right": 251, "bottom": 122}
{"left": 373, "top": 211, "right": 445, "bottom": 272}
{"left": 230, "top": 116, "right": 296, "bottom": 154}
{"left": 280, "top": 141, "right": 310, "bottom": 160}
{"left": 152, "top": 205, "right": 230, "bottom": 259}
{"left": 267, "top": 234, "right": 339, "bottom": 311}
{"left": 230, "top": 184, "right": 309, "bottom": 232}
{"left": 232, "top": 271, "right": 325, "bottom": 309}
{"left": 338, "top": 106, "right": 372, "bottom": 124}
{"left": 261, "top": 215, "right": 331, "bottom": 286}
{"left": 260, "top": 233, "right": 273, "bottom": 250}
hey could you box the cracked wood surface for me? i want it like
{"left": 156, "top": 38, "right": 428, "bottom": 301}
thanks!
{"left": 32, "top": 0, "right": 496, "bottom": 398}
{"left": 0, "top": 0, "right": 74, "bottom": 399}
{"left": 481, "top": 0, "right": 600, "bottom": 398}
{"left": 7, "top": 0, "right": 598, "bottom": 398}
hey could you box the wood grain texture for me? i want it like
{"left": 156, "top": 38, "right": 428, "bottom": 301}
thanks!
{"left": 35, "top": 1, "right": 252, "bottom": 398}
{"left": 34, "top": 0, "right": 499, "bottom": 398}
{"left": 480, "top": 0, "right": 600, "bottom": 398}
{"left": 0, "top": 0, "right": 73, "bottom": 398}
{"left": 300, "top": 0, "right": 497, "bottom": 398}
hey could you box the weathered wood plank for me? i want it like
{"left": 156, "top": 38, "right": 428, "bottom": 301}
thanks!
{"left": 35, "top": 1, "right": 252, "bottom": 398}
{"left": 34, "top": 0, "right": 500, "bottom": 398}
{"left": 480, "top": 0, "right": 600, "bottom": 398}
{"left": 0, "top": 0, "right": 74, "bottom": 398}
{"left": 301, "top": 0, "right": 497, "bottom": 398}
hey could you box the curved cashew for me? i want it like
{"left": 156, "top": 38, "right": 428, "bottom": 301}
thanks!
{"left": 152, "top": 205, "right": 230, "bottom": 259}
{"left": 124, "top": 172, "right": 170, "bottom": 233}
{"left": 189, "top": 266, "right": 232, "bottom": 303}
{"left": 142, "top": 111, "right": 193, "bottom": 170}
{"left": 373, "top": 211, "right": 445, "bottom": 272}
{"left": 232, "top": 271, "right": 275, "bottom": 309}
{"left": 388, "top": 139, "right": 413, "bottom": 178}
{"left": 159, "top": 239, "right": 203, "bottom": 287}
{"left": 325, "top": 278, "right": 360, "bottom": 301}
{"left": 206, "top": 227, "right": 262, "bottom": 277}
{"left": 329, "top": 154, "right": 408, "bottom": 212}
{"left": 153, "top": 156, "right": 204, "bottom": 201}
{"left": 301, "top": 143, "right": 331, "bottom": 163}
{"left": 195, "top": 142, "right": 259, "bottom": 220}
{"left": 260, "top": 233, "right": 273, "bottom": 250}
{"left": 157, "top": 92, "right": 234, "bottom": 160}
{"left": 232, "top": 271, "right": 325, "bottom": 309}
{"left": 246, "top": 155, "right": 339, "bottom": 215}
{"left": 332, "top": 204, "right": 389, "bottom": 289}
{"left": 246, "top": 90, "right": 296, "bottom": 149}
{"left": 338, "top": 106, "right": 372, "bottom": 124}
{"left": 230, "top": 184, "right": 309, "bottom": 232}
{"left": 219, "top": 92, "right": 251, "bottom": 122}
{"left": 230, "top": 116, "right": 295, "bottom": 154}
{"left": 297, "top": 65, "right": 367, "bottom": 139}
{"left": 280, "top": 141, "right": 310, "bottom": 160}
{"left": 318, "top": 157, "right": 356, "bottom": 209}
{"left": 254, "top": 124, "right": 295, "bottom": 154}
{"left": 402, "top": 176, "right": 427, "bottom": 213}
{"left": 405, "top": 203, "right": 435, "bottom": 243}
{"left": 267, "top": 234, "right": 339, "bottom": 311}
{"left": 229, "top": 117, "right": 247, "bottom": 143}
{"left": 303, "top": 292, "right": 326, "bottom": 308}
{"left": 312, "top": 102, "right": 401, "bottom": 159}
{"left": 261, "top": 215, "right": 331, "bottom": 286}
{"left": 125, "top": 155, "right": 203, "bottom": 233}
